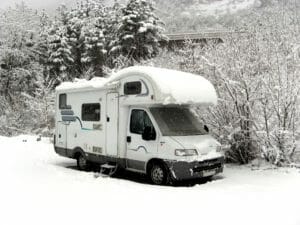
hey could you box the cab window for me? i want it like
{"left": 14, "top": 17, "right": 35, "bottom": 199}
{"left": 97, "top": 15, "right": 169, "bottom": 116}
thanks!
{"left": 130, "top": 109, "right": 156, "bottom": 136}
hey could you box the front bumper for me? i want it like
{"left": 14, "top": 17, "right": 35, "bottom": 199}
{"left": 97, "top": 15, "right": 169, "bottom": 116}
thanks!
{"left": 165, "top": 156, "right": 224, "bottom": 180}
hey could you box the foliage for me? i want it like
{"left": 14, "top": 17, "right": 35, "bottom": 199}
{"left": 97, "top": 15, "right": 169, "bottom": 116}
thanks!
{"left": 142, "top": 2, "right": 300, "bottom": 165}
{"left": 0, "top": 0, "right": 165, "bottom": 136}
{"left": 0, "top": 3, "right": 53, "bottom": 136}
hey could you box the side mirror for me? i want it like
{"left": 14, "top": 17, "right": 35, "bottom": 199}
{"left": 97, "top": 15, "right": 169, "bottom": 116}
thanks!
{"left": 142, "top": 126, "right": 156, "bottom": 141}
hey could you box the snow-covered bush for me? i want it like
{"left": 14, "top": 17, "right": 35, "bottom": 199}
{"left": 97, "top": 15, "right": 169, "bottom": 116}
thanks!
{"left": 142, "top": 5, "right": 300, "bottom": 165}
{"left": 0, "top": 4, "right": 55, "bottom": 136}
{"left": 0, "top": 48, "right": 53, "bottom": 136}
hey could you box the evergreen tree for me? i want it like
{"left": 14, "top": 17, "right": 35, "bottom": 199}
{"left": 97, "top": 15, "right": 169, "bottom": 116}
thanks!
{"left": 81, "top": 21, "right": 107, "bottom": 77}
{"left": 117, "top": 0, "right": 165, "bottom": 64}
{"left": 48, "top": 24, "right": 74, "bottom": 81}
{"left": 104, "top": 1, "right": 123, "bottom": 67}
{"left": 66, "top": 6, "right": 86, "bottom": 76}
{"left": 57, "top": 4, "right": 69, "bottom": 26}
{"left": 80, "top": 1, "right": 108, "bottom": 77}
{"left": 35, "top": 10, "right": 52, "bottom": 84}
{"left": 66, "top": 0, "right": 100, "bottom": 76}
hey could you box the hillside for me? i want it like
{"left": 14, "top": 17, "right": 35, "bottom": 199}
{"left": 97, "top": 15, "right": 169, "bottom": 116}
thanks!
{"left": 154, "top": 0, "right": 299, "bottom": 32}
{"left": 1, "top": 0, "right": 297, "bottom": 32}
{"left": 101, "top": 0, "right": 299, "bottom": 32}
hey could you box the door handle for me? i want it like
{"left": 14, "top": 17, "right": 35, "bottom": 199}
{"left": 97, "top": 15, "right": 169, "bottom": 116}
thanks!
{"left": 107, "top": 117, "right": 110, "bottom": 122}
{"left": 127, "top": 136, "right": 131, "bottom": 143}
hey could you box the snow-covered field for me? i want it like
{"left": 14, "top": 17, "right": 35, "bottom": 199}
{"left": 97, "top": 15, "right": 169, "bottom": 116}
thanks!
{"left": 1, "top": 135, "right": 300, "bottom": 225}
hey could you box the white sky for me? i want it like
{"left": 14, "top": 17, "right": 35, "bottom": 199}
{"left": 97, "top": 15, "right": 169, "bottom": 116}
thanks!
{"left": 0, "top": 0, "right": 77, "bottom": 10}
{"left": 0, "top": 0, "right": 118, "bottom": 10}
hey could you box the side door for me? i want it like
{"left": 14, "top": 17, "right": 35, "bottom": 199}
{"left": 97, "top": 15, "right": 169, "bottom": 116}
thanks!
{"left": 106, "top": 93, "right": 119, "bottom": 157}
{"left": 56, "top": 121, "right": 67, "bottom": 149}
{"left": 126, "top": 109, "right": 158, "bottom": 172}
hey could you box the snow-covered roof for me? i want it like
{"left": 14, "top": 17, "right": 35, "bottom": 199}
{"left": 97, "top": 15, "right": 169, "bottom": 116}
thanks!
{"left": 56, "top": 66, "right": 218, "bottom": 105}
{"left": 56, "top": 76, "right": 109, "bottom": 91}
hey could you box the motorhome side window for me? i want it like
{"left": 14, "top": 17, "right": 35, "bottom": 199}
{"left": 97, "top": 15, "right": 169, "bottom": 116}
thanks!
{"left": 130, "top": 110, "right": 155, "bottom": 135}
{"left": 124, "top": 81, "right": 142, "bottom": 95}
{"left": 59, "top": 94, "right": 67, "bottom": 109}
{"left": 82, "top": 103, "right": 100, "bottom": 121}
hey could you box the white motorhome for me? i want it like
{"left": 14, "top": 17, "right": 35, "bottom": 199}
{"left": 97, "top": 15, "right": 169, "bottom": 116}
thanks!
{"left": 54, "top": 66, "right": 224, "bottom": 184}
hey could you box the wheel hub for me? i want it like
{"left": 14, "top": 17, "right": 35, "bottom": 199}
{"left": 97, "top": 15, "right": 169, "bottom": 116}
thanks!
{"left": 152, "top": 167, "right": 164, "bottom": 184}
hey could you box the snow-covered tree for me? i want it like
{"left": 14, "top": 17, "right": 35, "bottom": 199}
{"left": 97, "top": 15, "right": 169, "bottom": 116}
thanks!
{"left": 0, "top": 3, "right": 41, "bottom": 99}
{"left": 81, "top": 21, "right": 107, "bottom": 77}
{"left": 47, "top": 1, "right": 112, "bottom": 78}
{"left": 116, "top": 0, "right": 165, "bottom": 64}
{"left": 47, "top": 24, "right": 74, "bottom": 81}
{"left": 65, "top": 3, "right": 88, "bottom": 75}
{"left": 0, "top": 2, "right": 40, "bottom": 49}
{"left": 79, "top": 1, "right": 109, "bottom": 77}
{"left": 103, "top": 2, "right": 123, "bottom": 68}
{"left": 34, "top": 10, "right": 54, "bottom": 84}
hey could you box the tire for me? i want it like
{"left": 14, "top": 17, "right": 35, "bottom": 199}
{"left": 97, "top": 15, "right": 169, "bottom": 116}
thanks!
{"left": 77, "top": 153, "right": 89, "bottom": 171}
{"left": 149, "top": 163, "right": 168, "bottom": 185}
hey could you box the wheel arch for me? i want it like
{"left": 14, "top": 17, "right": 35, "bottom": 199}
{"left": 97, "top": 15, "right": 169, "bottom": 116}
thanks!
{"left": 72, "top": 147, "right": 86, "bottom": 159}
{"left": 145, "top": 158, "right": 168, "bottom": 175}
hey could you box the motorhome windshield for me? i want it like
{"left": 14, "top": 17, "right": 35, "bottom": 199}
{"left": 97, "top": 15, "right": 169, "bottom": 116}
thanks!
{"left": 150, "top": 107, "right": 208, "bottom": 136}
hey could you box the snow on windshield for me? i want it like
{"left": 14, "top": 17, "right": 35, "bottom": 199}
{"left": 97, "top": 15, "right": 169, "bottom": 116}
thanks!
{"left": 150, "top": 107, "right": 208, "bottom": 136}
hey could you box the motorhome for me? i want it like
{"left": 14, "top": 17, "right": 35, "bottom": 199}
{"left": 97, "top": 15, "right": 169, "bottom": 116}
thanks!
{"left": 54, "top": 66, "right": 224, "bottom": 184}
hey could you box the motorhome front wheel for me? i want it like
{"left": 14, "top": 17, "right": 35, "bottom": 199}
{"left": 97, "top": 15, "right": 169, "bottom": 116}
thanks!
{"left": 150, "top": 164, "right": 167, "bottom": 185}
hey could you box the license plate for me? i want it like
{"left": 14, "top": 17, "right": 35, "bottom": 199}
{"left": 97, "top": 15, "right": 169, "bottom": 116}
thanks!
{"left": 203, "top": 169, "right": 216, "bottom": 177}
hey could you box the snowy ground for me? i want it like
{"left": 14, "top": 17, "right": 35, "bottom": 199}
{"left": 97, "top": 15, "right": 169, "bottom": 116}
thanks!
{"left": 1, "top": 135, "right": 300, "bottom": 225}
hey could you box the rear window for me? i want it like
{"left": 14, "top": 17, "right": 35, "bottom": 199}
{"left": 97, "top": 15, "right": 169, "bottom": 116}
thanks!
{"left": 59, "top": 94, "right": 67, "bottom": 109}
{"left": 82, "top": 103, "right": 101, "bottom": 121}
{"left": 124, "top": 81, "right": 142, "bottom": 95}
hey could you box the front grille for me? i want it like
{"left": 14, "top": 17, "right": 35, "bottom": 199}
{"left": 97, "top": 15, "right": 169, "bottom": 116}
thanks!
{"left": 200, "top": 158, "right": 221, "bottom": 165}
{"left": 193, "top": 163, "right": 222, "bottom": 173}
{"left": 193, "top": 158, "right": 223, "bottom": 173}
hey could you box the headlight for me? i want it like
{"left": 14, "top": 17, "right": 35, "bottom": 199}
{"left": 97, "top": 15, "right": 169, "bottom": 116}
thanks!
{"left": 175, "top": 149, "right": 198, "bottom": 156}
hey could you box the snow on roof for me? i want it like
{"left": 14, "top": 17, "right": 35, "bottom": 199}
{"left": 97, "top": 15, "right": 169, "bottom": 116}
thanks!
{"left": 56, "top": 66, "right": 218, "bottom": 105}
{"left": 56, "top": 77, "right": 109, "bottom": 91}
{"left": 114, "top": 66, "right": 217, "bottom": 105}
